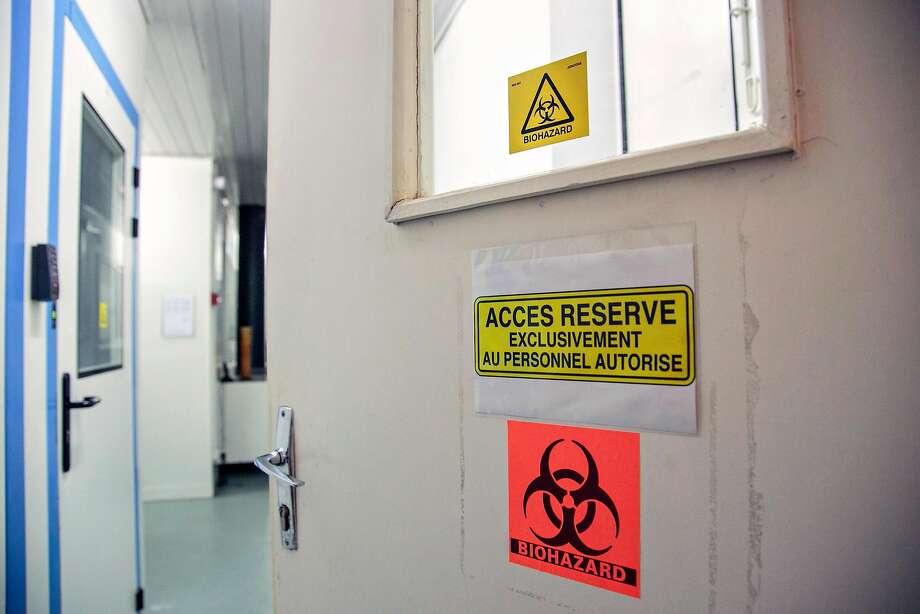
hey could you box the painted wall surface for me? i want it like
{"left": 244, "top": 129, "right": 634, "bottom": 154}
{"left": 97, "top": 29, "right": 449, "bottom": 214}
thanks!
{"left": 138, "top": 155, "right": 217, "bottom": 501}
{"left": 14, "top": 1, "right": 146, "bottom": 610}
{"left": 266, "top": 1, "right": 920, "bottom": 612}
{"left": 221, "top": 380, "right": 269, "bottom": 464}
{"left": 22, "top": 4, "right": 56, "bottom": 609}
{"left": 75, "top": 0, "right": 146, "bottom": 105}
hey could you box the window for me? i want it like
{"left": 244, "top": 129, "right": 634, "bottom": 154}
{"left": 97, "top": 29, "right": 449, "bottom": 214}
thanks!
{"left": 77, "top": 98, "right": 126, "bottom": 377}
{"left": 389, "top": 0, "right": 795, "bottom": 221}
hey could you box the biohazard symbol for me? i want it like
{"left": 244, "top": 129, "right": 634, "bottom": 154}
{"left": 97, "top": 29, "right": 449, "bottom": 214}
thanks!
{"left": 520, "top": 73, "right": 575, "bottom": 135}
{"left": 536, "top": 96, "right": 559, "bottom": 124}
{"left": 523, "top": 439, "right": 620, "bottom": 556}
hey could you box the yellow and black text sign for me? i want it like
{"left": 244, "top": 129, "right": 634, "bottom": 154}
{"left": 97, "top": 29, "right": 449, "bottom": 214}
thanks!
{"left": 475, "top": 286, "right": 695, "bottom": 386}
{"left": 508, "top": 51, "right": 589, "bottom": 154}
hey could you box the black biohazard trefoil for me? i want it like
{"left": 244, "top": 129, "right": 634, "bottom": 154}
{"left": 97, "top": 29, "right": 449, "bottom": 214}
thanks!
{"left": 521, "top": 73, "right": 575, "bottom": 135}
{"left": 522, "top": 439, "right": 620, "bottom": 556}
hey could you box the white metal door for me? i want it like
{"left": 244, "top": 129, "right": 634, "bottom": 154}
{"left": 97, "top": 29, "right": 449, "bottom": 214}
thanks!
{"left": 56, "top": 21, "right": 137, "bottom": 613}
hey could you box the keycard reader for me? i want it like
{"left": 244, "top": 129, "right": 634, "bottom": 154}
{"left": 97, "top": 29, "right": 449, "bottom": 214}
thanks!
{"left": 31, "top": 244, "right": 59, "bottom": 301}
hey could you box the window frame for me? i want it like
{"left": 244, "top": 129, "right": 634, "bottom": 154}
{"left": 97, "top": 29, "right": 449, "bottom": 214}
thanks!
{"left": 77, "top": 96, "right": 126, "bottom": 378}
{"left": 389, "top": 0, "right": 798, "bottom": 223}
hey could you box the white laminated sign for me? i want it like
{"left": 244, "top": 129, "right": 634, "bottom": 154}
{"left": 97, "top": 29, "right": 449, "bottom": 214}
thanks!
{"left": 473, "top": 242, "right": 697, "bottom": 433}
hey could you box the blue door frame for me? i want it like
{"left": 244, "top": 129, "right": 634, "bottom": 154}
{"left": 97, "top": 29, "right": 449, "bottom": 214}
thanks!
{"left": 5, "top": 1, "right": 33, "bottom": 609}
{"left": 5, "top": 1, "right": 142, "bottom": 611}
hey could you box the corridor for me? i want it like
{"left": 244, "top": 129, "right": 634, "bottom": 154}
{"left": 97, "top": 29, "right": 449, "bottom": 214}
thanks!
{"left": 143, "top": 468, "right": 271, "bottom": 614}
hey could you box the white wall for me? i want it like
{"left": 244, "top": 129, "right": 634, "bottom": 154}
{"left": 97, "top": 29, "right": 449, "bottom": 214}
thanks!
{"left": 221, "top": 381, "right": 269, "bottom": 464}
{"left": 22, "top": 4, "right": 57, "bottom": 609}
{"left": 77, "top": 0, "right": 147, "bottom": 104}
{"left": 267, "top": 1, "right": 920, "bottom": 612}
{"left": 138, "top": 156, "right": 217, "bottom": 501}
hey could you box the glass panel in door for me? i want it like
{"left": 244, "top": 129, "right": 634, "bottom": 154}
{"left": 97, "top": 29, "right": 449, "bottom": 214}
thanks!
{"left": 77, "top": 97, "right": 125, "bottom": 377}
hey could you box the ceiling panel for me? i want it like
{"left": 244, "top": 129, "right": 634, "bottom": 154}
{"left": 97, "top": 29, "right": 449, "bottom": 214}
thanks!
{"left": 139, "top": 0, "right": 269, "bottom": 204}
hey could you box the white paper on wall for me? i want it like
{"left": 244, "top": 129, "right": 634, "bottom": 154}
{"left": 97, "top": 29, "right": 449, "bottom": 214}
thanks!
{"left": 162, "top": 295, "right": 195, "bottom": 338}
{"left": 472, "top": 240, "right": 697, "bottom": 433}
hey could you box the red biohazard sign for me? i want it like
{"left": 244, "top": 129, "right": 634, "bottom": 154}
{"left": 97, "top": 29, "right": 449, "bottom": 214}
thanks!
{"left": 507, "top": 420, "right": 640, "bottom": 597}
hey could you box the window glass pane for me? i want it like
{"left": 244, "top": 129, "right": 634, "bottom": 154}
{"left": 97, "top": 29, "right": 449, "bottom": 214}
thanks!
{"left": 78, "top": 99, "right": 125, "bottom": 377}
{"left": 432, "top": 0, "right": 621, "bottom": 194}
{"left": 429, "top": 0, "right": 753, "bottom": 196}
{"left": 622, "top": 0, "right": 736, "bottom": 152}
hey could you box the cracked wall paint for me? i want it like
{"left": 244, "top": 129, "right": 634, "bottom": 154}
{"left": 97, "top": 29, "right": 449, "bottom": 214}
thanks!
{"left": 739, "top": 211, "right": 764, "bottom": 614}
{"left": 708, "top": 382, "right": 718, "bottom": 614}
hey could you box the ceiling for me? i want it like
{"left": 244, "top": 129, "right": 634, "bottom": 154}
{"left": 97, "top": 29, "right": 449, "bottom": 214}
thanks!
{"left": 137, "top": 0, "right": 269, "bottom": 204}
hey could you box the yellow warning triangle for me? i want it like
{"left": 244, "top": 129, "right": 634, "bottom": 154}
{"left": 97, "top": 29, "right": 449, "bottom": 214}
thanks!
{"left": 521, "top": 73, "right": 575, "bottom": 135}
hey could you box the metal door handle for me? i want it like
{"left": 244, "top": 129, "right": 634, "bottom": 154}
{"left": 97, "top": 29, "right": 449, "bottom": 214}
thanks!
{"left": 254, "top": 406, "right": 302, "bottom": 549}
{"left": 255, "top": 449, "right": 304, "bottom": 487}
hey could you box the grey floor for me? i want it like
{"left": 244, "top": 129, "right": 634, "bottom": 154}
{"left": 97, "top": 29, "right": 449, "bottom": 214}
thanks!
{"left": 143, "top": 467, "right": 273, "bottom": 613}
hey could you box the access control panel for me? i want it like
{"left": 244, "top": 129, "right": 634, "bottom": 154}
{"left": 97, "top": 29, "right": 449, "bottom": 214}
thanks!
{"left": 31, "top": 243, "right": 59, "bottom": 302}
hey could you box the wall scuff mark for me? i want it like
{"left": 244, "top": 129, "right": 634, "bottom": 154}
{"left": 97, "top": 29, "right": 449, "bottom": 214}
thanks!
{"left": 708, "top": 382, "right": 718, "bottom": 614}
{"left": 507, "top": 587, "right": 576, "bottom": 612}
{"left": 457, "top": 276, "right": 468, "bottom": 577}
{"left": 739, "top": 211, "right": 764, "bottom": 613}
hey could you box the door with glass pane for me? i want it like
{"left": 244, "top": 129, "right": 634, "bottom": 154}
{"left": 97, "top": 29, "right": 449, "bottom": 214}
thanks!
{"left": 268, "top": 1, "right": 770, "bottom": 612}
{"left": 56, "top": 21, "right": 138, "bottom": 613}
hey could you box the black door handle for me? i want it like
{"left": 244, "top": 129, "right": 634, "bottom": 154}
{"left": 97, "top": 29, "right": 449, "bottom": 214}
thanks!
{"left": 62, "top": 373, "right": 101, "bottom": 472}
{"left": 67, "top": 395, "right": 101, "bottom": 410}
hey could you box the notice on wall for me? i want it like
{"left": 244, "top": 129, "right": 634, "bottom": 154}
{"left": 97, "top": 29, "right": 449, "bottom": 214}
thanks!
{"left": 473, "top": 243, "right": 697, "bottom": 433}
{"left": 98, "top": 302, "right": 109, "bottom": 329}
{"left": 162, "top": 295, "right": 195, "bottom": 338}
{"left": 508, "top": 420, "right": 640, "bottom": 597}
{"left": 508, "top": 52, "right": 589, "bottom": 154}
{"left": 476, "top": 286, "right": 694, "bottom": 385}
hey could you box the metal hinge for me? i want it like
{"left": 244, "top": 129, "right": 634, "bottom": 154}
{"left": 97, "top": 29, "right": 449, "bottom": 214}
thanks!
{"left": 135, "top": 587, "right": 144, "bottom": 611}
{"left": 133, "top": 166, "right": 140, "bottom": 189}
{"left": 131, "top": 217, "right": 139, "bottom": 238}
{"left": 730, "top": 0, "right": 761, "bottom": 115}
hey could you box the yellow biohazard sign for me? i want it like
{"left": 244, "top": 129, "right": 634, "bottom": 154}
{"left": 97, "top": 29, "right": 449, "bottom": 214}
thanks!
{"left": 508, "top": 51, "right": 589, "bottom": 154}
{"left": 475, "top": 286, "right": 695, "bottom": 386}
